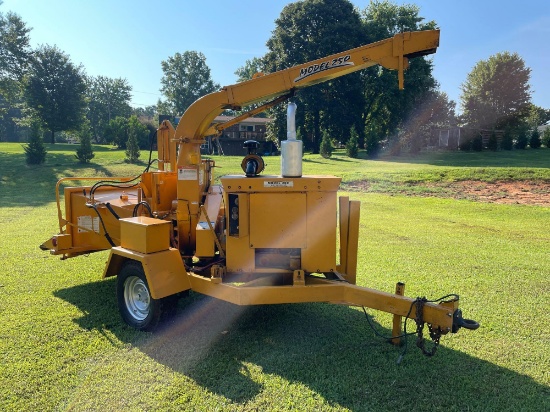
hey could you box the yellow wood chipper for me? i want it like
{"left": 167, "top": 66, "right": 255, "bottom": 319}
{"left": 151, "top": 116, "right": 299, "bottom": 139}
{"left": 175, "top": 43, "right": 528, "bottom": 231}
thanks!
{"left": 41, "top": 30, "right": 478, "bottom": 357}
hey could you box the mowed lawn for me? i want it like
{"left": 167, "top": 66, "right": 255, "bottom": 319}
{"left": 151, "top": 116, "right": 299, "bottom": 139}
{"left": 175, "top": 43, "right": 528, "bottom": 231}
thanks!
{"left": 1, "top": 143, "right": 549, "bottom": 411}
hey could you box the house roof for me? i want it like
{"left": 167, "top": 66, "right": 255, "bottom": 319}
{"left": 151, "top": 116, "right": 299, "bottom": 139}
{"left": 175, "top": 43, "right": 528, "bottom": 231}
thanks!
{"left": 212, "top": 115, "right": 273, "bottom": 125}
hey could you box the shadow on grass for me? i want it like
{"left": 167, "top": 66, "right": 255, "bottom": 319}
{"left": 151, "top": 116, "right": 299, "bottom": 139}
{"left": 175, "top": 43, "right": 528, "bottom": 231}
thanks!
{"left": 0, "top": 152, "right": 118, "bottom": 208}
{"left": 44, "top": 143, "right": 118, "bottom": 153}
{"left": 55, "top": 279, "right": 550, "bottom": 410}
{"left": 303, "top": 157, "right": 354, "bottom": 164}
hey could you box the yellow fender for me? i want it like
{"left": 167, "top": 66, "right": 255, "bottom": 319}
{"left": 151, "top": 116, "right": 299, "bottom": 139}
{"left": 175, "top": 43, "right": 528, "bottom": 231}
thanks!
{"left": 103, "top": 246, "right": 191, "bottom": 299}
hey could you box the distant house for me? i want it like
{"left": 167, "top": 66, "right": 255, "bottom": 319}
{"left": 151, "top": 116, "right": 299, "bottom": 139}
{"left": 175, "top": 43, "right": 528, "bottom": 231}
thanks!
{"left": 537, "top": 121, "right": 550, "bottom": 135}
{"left": 203, "top": 116, "right": 276, "bottom": 156}
{"left": 432, "top": 127, "right": 504, "bottom": 150}
{"left": 158, "top": 114, "right": 276, "bottom": 156}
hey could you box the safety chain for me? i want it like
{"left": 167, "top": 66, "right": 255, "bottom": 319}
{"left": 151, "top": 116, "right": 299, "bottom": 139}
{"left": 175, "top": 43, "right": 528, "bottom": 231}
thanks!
{"left": 414, "top": 297, "right": 442, "bottom": 357}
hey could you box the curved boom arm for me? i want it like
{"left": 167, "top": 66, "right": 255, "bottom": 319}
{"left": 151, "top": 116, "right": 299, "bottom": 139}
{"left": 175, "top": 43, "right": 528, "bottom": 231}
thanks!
{"left": 174, "top": 30, "right": 440, "bottom": 145}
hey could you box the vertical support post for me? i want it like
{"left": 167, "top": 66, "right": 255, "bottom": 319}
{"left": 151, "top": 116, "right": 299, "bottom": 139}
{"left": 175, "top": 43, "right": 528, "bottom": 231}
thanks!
{"left": 338, "top": 196, "right": 350, "bottom": 275}
{"left": 345, "top": 200, "right": 360, "bottom": 285}
{"left": 157, "top": 120, "right": 177, "bottom": 172}
{"left": 393, "top": 33, "right": 405, "bottom": 90}
{"left": 392, "top": 282, "right": 406, "bottom": 345}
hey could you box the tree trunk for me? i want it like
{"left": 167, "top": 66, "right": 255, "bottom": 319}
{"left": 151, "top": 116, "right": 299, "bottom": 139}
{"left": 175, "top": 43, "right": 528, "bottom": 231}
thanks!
{"left": 50, "top": 130, "right": 55, "bottom": 144}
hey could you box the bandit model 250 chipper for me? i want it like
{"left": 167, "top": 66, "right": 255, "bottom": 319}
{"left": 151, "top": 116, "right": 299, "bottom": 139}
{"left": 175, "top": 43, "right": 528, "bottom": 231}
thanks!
{"left": 41, "top": 30, "right": 479, "bottom": 357}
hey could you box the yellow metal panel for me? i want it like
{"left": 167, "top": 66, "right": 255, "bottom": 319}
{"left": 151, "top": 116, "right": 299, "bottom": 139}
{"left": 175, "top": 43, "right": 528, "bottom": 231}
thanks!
{"left": 65, "top": 187, "right": 114, "bottom": 250}
{"left": 54, "top": 234, "right": 72, "bottom": 250}
{"left": 338, "top": 196, "right": 350, "bottom": 275}
{"left": 250, "top": 193, "right": 307, "bottom": 249}
{"left": 195, "top": 226, "right": 215, "bottom": 257}
{"left": 151, "top": 171, "right": 177, "bottom": 213}
{"left": 221, "top": 175, "right": 341, "bottom": 193}
{"left": 226, "top": 234, "right": 254, "bottom": 273}
{"left": 302, "top": 191, "right": 337, "bottom": 272}
{"left": 103, "top": 247, "right": 190, "bottom": 299}
{"left": 345, "top": 201, "right": 361, "bottom": 283}
{"left": 120, "top": 216, "right": 170, "bottom": 254}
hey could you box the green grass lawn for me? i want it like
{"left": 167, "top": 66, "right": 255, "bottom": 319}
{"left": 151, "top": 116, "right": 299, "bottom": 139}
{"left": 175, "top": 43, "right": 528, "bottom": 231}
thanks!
{"left": 1, "top": 143, "right": 549, "bottom": 411}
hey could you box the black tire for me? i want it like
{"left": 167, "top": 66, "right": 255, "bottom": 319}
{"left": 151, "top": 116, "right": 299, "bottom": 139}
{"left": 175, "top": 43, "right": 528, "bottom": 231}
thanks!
{"left": 161, "top": 294, "right": 180, "bottom": 317}
{"left": 117, "top": 261, "right": 162, "bottom": 331}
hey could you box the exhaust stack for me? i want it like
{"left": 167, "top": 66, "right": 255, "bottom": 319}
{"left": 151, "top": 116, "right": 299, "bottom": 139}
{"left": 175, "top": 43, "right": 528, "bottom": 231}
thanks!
{"left": 281, "top": 102, "right": 302, "bottom": 177}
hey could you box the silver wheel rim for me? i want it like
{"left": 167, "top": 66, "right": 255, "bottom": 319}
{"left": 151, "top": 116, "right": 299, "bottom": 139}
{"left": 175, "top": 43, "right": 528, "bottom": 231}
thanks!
{"left": 124, "top": 276, "right": 150, "bottom": 321}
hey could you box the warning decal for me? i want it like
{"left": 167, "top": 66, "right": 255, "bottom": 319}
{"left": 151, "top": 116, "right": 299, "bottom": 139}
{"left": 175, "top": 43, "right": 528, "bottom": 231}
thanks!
{"left": 178, "top": 167, "right": 198, "bottom": 180}
{"left": 78, "top": 215, "right": 100, "bottom": 233}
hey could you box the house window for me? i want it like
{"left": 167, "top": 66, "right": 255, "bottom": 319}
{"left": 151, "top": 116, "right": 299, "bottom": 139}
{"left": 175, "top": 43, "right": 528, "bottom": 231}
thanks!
{"left": 240, "top": 125, "right": 255, "bottom": 132}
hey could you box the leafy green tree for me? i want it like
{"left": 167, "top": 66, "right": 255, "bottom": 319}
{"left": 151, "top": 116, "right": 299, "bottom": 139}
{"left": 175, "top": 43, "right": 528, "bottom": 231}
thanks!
{"left": 526, "top": 104, "right": 550, "bottom": 128}
{"left": 86, "top": 75, "right": 132, "bottom": 143}
{"left": 459, "top": 129, "right": 474, "bottom": 151}
{"left": 515, "top": 124, "right": 529, "bottom": 149}
{"left": 319, "top": 129, "right": 333, "bottom": 158}
{"left": 75, "top": 120, "right": 94, "bottom": 163}
{"left": 235, "top": 57, "right": 264, "bottom": 83}
{"left": 0, "top": 7, "right": 31, "bottom": 83}
{"left": 501, "top": 127, "right": 514, "bottom": 150}
{"left": 542, "top": 128, "right": 550, "bottom": 148}
{"left": 25, "top": 45, "right": 87, "bottom": 143}
{"left": 399, "top": 90, "right": 456, "bottom": 153}
{"left": 346, "top": 125, "right": 359, "bottom": 158}
{"left": 460, "top": 52, "right": 531, "bottom": 130}
{"left": 264, "top": 0, "right": 365, "bottom": 153}
{"left": 128, "top": 115, "right": 150, "bottom": 150}
{"left": 105, "top": 116, "right": 128, "bottom": 148}
{"left": 159, "top": 51, "right": 219, "bottom": 115}
{"left": 125, "top": 133, "right": 140, "bottom": 163}
{"left": 487, "top": 130, "right": 498, "bottom": 151}
{"left": 471, "top": 132, "right": 483, "bottom": 151}
{"left": 0, "top": 7, "right": 32, "bottom": 141}
{"left": 529, "top": 128, "right": 541, "bottom": 149}
{"left": 23, "top": 119, "right": 46, "bottom": 164}
{"left": 364, "top": 125, "right": 383, "bottom": 156}
{"left": 360, "top": 0, "right": 438, "bottom": 156}
{"left": 125, "top": 119, "right": 141, "bottom": 163}
{"left": 132, "top": 104, "right": 157, "bottom": 121}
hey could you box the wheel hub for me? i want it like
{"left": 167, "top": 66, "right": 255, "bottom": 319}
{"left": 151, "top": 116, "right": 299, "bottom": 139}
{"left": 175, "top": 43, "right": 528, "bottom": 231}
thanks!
{"left": 124, "top": 276, "right": 151, "bottom": 321}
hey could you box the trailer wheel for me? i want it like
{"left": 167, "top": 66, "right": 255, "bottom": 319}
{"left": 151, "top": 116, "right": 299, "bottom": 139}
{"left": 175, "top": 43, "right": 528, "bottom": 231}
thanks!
{"left": 117, "top": 261, "right": 162, "bottom": 331}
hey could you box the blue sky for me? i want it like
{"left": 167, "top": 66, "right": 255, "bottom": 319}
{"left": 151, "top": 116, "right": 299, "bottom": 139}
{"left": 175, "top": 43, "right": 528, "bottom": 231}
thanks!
{"left": 3, "top": 0, "right": 550, "bottom": 112}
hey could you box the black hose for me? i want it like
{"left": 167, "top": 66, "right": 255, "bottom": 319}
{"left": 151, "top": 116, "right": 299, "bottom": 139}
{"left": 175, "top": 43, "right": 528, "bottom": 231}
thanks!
{"left": 87, "top": 204, "right": 116, "bottom": 247}
{"left": 105, "top": 203, "right": 120, "bottom": 220}
{"left": 133, "top": 201, "right": 153, "bottom": 217}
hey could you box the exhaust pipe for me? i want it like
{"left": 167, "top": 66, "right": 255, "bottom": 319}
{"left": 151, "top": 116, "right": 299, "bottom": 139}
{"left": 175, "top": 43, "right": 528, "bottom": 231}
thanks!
{"left": 281, "top": 102, "right": 302, "bottom": 177}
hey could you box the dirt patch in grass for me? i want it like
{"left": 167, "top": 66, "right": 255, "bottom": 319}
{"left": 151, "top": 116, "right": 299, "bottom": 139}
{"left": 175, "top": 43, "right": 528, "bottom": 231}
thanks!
{"left": 445, "top": 180, "right": 550, "bottom": 206}
{"left": 345, "top": 180, "right": 550, "bottom": 206}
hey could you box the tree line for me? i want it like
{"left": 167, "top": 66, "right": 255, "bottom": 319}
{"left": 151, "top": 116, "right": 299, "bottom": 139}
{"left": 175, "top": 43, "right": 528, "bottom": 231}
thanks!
{"left": 0, "top": 0, "right": 162, "bottom": 163}
{"left": 254, "top": 0, "right": 548, "bottom": 155}
{"left": 1, "top": 0, "right": 548, "bottom": 166}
